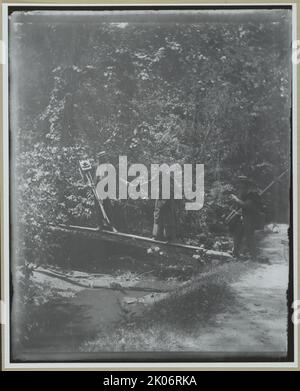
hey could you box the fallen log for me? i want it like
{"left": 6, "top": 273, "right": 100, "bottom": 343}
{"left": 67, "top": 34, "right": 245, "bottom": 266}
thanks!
{"left": 34, "top": 267, "right": 167, "bottom": 293}
{"left": 48, "top": 223, "right": 233, "bottom": 260}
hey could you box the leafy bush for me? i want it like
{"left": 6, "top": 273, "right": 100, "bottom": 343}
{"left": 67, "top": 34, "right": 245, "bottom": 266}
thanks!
{"left": 15, "top": 143, "right": 96, "bottom": 265}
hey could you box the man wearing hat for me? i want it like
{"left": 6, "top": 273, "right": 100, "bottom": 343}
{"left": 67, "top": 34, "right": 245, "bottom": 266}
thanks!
{"left": 230, "top": 175, "right": 261, "bottom": 260}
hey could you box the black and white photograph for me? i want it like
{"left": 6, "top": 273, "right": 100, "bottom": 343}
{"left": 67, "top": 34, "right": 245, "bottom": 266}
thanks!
{"left": 3, "top": 5, "right": 296, "bottom": 366}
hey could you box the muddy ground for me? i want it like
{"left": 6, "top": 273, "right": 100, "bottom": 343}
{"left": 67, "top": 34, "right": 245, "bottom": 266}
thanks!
{"left": 15, "top": 224, "right": 289, "bottom": 360}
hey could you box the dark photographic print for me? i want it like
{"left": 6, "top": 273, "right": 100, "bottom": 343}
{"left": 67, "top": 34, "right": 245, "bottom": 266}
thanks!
{"left": 5, "top": 6, "right": 295, "bottom": 366}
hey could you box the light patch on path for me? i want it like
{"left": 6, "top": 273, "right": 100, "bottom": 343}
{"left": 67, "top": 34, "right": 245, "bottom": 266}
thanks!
{"left": 181, "top": 225, "right": 289, "bottom": 353}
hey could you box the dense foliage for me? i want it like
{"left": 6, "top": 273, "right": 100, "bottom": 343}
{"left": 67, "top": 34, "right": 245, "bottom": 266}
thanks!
{"left": 10, "top": 10, "right": 291, "bottom": 265}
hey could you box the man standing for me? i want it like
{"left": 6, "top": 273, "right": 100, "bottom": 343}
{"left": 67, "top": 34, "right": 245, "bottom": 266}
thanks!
{"left": 152, "top": 173, "right": 177, "bottom": 241}
{"left": 229, "top": 176, "right": 262, "bottom": 260}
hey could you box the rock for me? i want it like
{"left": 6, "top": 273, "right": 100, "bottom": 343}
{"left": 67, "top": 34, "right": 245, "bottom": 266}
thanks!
{"left": 110, "top": 282, "right": 123, "bottom": 290}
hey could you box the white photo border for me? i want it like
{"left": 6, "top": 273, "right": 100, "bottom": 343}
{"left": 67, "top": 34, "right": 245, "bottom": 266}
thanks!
{"left": 1, "top": 2, "right": 298, "bottom": 370}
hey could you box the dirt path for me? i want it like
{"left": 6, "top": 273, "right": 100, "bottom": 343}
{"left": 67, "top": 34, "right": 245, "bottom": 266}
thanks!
{"left": 202, "top": 224, "right": 288, "bottom": 353}
{"left": 82, "top": 225, "right": 289, "bottom": 355}
{"left": 151, "top": 224, "right": 289, "bottom": 354}
{"left": 181, "top": 263, "right": 288, "bottom": 353}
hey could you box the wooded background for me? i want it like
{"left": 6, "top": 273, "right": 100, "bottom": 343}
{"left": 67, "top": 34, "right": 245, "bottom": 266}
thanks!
{"left": 9, "top": 10, "right": 292, "bottom": 265}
